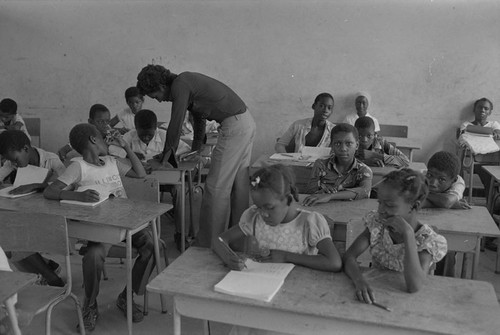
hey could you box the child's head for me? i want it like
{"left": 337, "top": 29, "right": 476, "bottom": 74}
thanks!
{"left": 330, "top": 123, "right": 359, "bottom": 164}
{"left": 125, "top": 87, "right": 144, "bottom": 114}
{"left": 472, "top": 97, "right": 493, "bottom": 123}
{"left": 426, "top": 151, "right": 460, "bottom": 194}
{"left": 136, "top": 65, "right": 177, "bottom": 102}
{"left": 0, "top": 98, "right": 18, "bottom": 124}
{"left": 377, "top": 168, "right": 429, "bottom": 221}
{"left": 354, "top": 116, "right": 376, "bottom": 149}
{"left": 249, "top": 164, "right": 299, "bottom": 226}
{"left": 69, "top": 123, "right": 108, "bottom": 156}
{"left": 355, "top": 92, "right": 370, "bottom": 117}
{"left": 312, "top": 93, "right": 334, "bottom": 121}
{"left": 88, "top": 104, "right": 111, "bottom": 136}
{"left": 0, "top": 130, "right": 32, "bottom": 167}
{"left": 134, "top": 109, "right": 157, "bottom": 145}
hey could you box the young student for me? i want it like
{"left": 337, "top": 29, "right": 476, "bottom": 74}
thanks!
{"left": 0, "top": 98, "right": 31, "bottom": 140}
{"left": 275, "top": 93, "right": 335, "bottom": 153}
{"left": 354, "top": 116, "right": 409, "bottom": 168}
{"left": 344, "top": 169, "right": 447, "bottom": 302}
{"left": 459, "top": 97, "right": 500, "bottom": 139}
{"left": 0, "top": 130, "right": 66, "bottom": 287}
{"left": 110, "top": 87, "right": 145, "bottom": 134}
{"left": 343, "top": 92, "right": 380, "bottom": 132}
{"left": 303, "top": 123, "right": 373, "bottom": 206}
{"left": 44, "top": 123, "right": 150, "bottom": 332}
{"left": 58, "top": 104, "right": 125, "bottom": 163}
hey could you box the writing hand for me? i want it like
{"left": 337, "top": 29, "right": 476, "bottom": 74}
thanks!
{"left": 354, "top": 279, "right": 375, "bottom": 304}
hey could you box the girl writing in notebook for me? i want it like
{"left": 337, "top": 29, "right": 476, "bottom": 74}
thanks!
{"left": 214, "top": 164, "right": 341, "bottom": 272}
{"left": 344, "top": 169, "right": 447, "bottom": 304}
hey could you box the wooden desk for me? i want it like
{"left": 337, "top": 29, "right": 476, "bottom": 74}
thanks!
{"left": 384, "top": 137, "right": 421, "bottom": 162}
{"left": 479, "top": 165, "right": 500, "bottom": 274}
{"left": 0, "top": 193, "right": 171, "bottom": 335}
{"left": 371, "top": 161, "right": 427, "bottom": 185}
{"left": 0, "top": 271, "right": 38, "bottom": 335}
{"left": 299, "top": 197, "right": 500, "bottom": 279}
{"left": 147, "top": 247, "right": 500, "bottom": 335}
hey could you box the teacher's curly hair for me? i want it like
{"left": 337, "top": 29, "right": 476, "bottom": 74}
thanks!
{"left": 136, "top": 64, "right": 177, "bottom": 95}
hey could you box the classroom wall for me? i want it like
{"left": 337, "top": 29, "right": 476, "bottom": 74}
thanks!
{"left": 1, "top": 0, "right": 499, "bottom": 162}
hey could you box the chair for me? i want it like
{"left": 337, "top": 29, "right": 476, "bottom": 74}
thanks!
{"left": 0, "top": 212, "right": 85, "bottom": 335}
{"left": 378, "top": 124, "right": 418, "bottom": 161}
{"left": 24, "top": 118, "right": 41, "bottom": 147}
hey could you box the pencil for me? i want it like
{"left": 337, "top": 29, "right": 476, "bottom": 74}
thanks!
{"left": 218, "top": 237, "right": 247, "bottom": 268}
{"left": 281, "top": 153, "right": 294, "bottom": 157}
{"left": 372, "top": 302, "right": 391, "bottom": 312}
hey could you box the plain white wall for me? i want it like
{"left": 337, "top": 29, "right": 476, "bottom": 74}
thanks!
{"left": 1, "top": 0, "right": 499, "bottom": 162}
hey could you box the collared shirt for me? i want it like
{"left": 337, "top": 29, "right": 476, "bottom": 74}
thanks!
{"left": 444, "top": 175, "right": 465, "bottom": 201}
{"left": 357, "top": 135, "right": 410, "bottom": 168}
{"left": 344, "top": 112, "right": 380, "bottom": 132}
{"left": 0, "top": 114, "right": 31, "bottom": 140}
{"left": 460, "top": 120, "right": 500, "bottom": 132}
{"left": 117, "top": 107, "right": 136, "bottom": 130}
{"left": 305, "top": 155, "right": 373, "bottom": 199}
{"left": 123, "top": 128, "right": 166, "bottom": 162}
{"left": 277, "top": 118, "right": 335, "bottom": 153}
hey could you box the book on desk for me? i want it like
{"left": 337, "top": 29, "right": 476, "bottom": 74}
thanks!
{"left": 0, "top": 165, "right": 49, "bottom": 198}
{"left": 214, "top": 259, "right": 295, "bottom": 302}
{"left": 60, "top": 184, "right": 120, "bottom": 207}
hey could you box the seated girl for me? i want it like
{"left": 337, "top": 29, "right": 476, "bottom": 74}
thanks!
{"left": 344, "top": 169, "right": 447, "bottom": 302}
{"left": 275, "top": 93, "right": 334, "bottom": 153}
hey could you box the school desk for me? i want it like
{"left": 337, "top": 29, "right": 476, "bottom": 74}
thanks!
{"left": 371, "top": 161, "right": 427, "bottom": 185}
{"left": 147, "top": 247, "right": 500, "bottom": 335}
{"left": 384, "top": 136, "right": 422, "bottom": 162}
{"left": 0, "top": 193, "right": 172, "bottom": 335}
{"left": 0, "top": 271, "right": 38, "bottom": 335}
{"left": 298, "top": 197, "right": 500, "bottom": 279}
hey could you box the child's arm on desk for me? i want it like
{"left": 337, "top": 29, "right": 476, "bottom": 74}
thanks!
{"left": 344, "top": 228, "right": 375, "bottom": 304}
{"left": 422, "top": 192, "right": 464, "bottom": 209}
{"left": 44, "top": 180, "right": 99, "bottom": 202}
{"left": 213, "top": 226, "right": 247, "bottom": 271}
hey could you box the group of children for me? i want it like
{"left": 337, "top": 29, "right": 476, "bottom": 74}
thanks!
{"left": 0, "top": 90, "right": 494, "bottom": 334}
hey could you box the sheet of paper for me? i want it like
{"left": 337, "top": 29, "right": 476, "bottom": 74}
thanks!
{"left": 214, "top": 271, "right": 284, "bottom": 302}
{"left": 242, "top": 259, "right": 295, "bottom": 279}
{"left": 13, "top": 165, "right": 49, "bottom": 187}
{"left": 300, "top": 146, "right": 331, "bottom": 158}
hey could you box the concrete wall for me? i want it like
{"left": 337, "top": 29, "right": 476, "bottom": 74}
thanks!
{"left": 1, "top": 0, "right": 499, "bottom": 162}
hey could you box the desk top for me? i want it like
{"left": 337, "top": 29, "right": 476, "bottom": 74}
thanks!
{"left": 0, "top": 193, "right": 171, "bottom": 230}
{"left": 0, "top": 271, "right": 37, "bottom": 302}
{"left": 148, "top": 247, "right": 500, "bottom": 335}
{"left": 298, "top": 197, "right": 500, "bottom": 237}
{"left": 371, "top": 162, "right": 427, "bottom": 176}
{"left": 384, "top": 137, "right": 422, "bottom": 150}
{"left": 482, "top": 165, "right": 500, "bottom": 180}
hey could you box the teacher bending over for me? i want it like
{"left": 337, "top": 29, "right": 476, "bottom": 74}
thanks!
{"left": 136, "top": 65, "right": 256, "bottom": 247}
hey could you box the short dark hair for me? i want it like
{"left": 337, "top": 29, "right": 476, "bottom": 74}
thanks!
{"left": 69, "top": 123, "right": 100, "bottom": 154}
{"left": 0, "top": 98, "right": 18, "bottom": 115}
{"left": 331, "top": 123, "right": 358, "bottom": 142}
{"left": 134, "top": 109, "right": 157, "bottom": 129}
{"left": 313, "top": 93, "right": 334, "bottom": 105}
{"left": 473, "top": 97, "right": 493, "bottom": 110}
{"left": 125, "top": 87, "right": 143, "bottom": 101}
{"left": 428, "top": 151, "right": 460, "bottom": 178}
{"left": 0, "top": 130, "right": 31, "bottom": 155}
{"left": 136, "top": 65, "right": 177, "bottom": 95}
{"left": 381, "top": 168, "right": 429, "bottom": 206}
{"left": 88, "top": 104, "right": 110, "bottom": 120}
{"left": 354, "top": 116, "right": 375, "bottom": 130}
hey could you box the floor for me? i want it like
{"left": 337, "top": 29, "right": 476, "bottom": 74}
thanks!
{"left": 18, "top": 198, "right": 500, "bottom": 335}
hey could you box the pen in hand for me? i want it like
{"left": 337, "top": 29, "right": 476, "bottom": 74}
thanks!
{"left": 371, "top": 301, "right": 391, "bottom": 312}
{"left": 218, "top": 237, "right": 248, "bottom": 269}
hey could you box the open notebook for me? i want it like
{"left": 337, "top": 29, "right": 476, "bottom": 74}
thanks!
{"left": 60, "top": 184, "right": 114, "bottom": 207}
{"left": 0, "top": 165, "right": 49, "bottom": 198}
{"left": 270, "top": 146, "right": 331, "bottom": 164}
{"left": 214, "top": 259, "right": 295, "bottom": 302}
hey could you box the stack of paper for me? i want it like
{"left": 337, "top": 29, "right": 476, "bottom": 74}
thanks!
{"left": 269, "top": 147, "right": 331, "bottom": 163}
{"left": 60, "top": 184, "right": 113, "bottom": 207}
{"left": 0, "top": 165, "right": 49, "bottom": 198}
{"left": 214, "top": 259, "right": 294, "bottom": 302}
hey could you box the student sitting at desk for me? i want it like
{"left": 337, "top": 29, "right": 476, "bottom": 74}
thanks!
{"left": 214, "top": 165, "right": 342, "bottom": 335}
{"left": 110, "top": 86, "right": 144, "bottom": 134}
{"left": 275, "top": 93, "right": 335, "bottom": 153}
{"left": 344, "top": 169, "right": 447, "bottom": 302}
{"left": 459, "top": 97, "right": 500, "bottom": 139}
{"left": 0, "top": 130, "right": 66, "bottom": 287}
{"left": 0, "top": 98, "right": 31, "bottom": 140}
{"left": 44, "top": 123, "right": 150, "bottom": 332}
{"left": 354, "top": 116, "right": 409, "bottom": 168}
{"left": 343, "top": 92, "right": 380, "bottom": 132}
{"left": 303, "top": 123, "right": 372, "bottom": 206}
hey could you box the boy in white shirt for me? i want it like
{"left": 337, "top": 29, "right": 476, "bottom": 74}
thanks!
{"left": 44, "top": 123, "right": 150, "bottom": 332}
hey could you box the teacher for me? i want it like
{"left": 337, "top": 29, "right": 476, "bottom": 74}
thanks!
{"left": 136, "top": 65, "right": 256, "bottom": 247}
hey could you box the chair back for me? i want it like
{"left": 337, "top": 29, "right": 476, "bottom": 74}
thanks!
{"left": 0, "top": 212, "right": 68, "bottom": 256}
{"left": 24, "top": 117, "right": 41, "bottom": 147}
{"left": 378, "top": 124, "right": 408, "bottom": 138}
{"left": 122, "top": 177, "right": 160, "bottom": 203}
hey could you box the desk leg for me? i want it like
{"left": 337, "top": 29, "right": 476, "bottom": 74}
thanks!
{"left": 187, "top": 171, "right": 196, "bottom": 236}
{"left": 461, "top": 252, "right": 470, "bottom": 279}
{"left": 127, "top": 231, "right": 133, "bottom": 335}
{"left": 173, "top": 299, "right": 181, "bottom": 335}
{"left": 181, "top": 172, "right": 186, "bottom": 252}
{"left": 5, "top": 298, "right": 21, "bottom": 335}
{"left": 468, "top": 161, "right": 474, "bottom": 204}
{"left": 487, "top": 179, "right": 496, "bottom": 213}
{"left": 496, "top": 242, "right": 500, "bottom": 274}
{"left": 151, "top": 218, "right": 168, "bottom": 312}
{"left": 472, "top": 237, "right": 480, "bottom": 279}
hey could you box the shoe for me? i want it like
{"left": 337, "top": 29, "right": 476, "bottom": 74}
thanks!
{"left": 78, "top": 302, "right": 99, "bottom": 332}
{"left": 116, "top": 291, "right": 144, "bottom": 323}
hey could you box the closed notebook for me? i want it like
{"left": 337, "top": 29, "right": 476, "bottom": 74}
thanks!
{"left": 0, "top": 165, "right": 49, "bottom": 198}
{"left": 60, "top": 184, "right": 112, "bottom": 207}
{"left": 214, "top": 259, "right": 295, "bottom": 302}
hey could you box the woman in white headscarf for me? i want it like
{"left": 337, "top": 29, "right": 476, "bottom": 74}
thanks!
{"left": 344, "top": 91, "right": 380, "bottom": 132}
